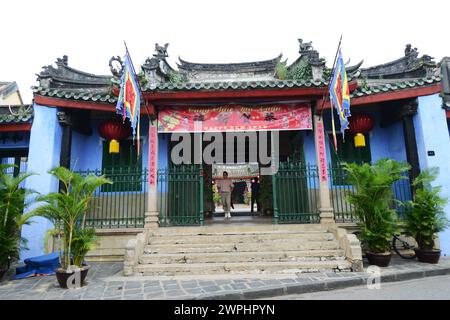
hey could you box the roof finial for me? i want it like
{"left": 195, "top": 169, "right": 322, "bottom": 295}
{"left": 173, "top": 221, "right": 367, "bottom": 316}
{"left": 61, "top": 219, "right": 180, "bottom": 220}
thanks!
{"left": 298, "top": 38, "right": 313, "bottom": 53}
{"left": 154, "top": 43, "right": 169, "bottom": 58}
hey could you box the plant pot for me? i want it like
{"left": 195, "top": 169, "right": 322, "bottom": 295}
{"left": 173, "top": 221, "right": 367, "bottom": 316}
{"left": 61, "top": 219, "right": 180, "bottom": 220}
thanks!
{"left": 366, "top": 252, "right": 392, "bottom": 267}
{"left": 55, "top": 265, "right": 90, "bottom": 288}
{"left": 415, "top": 249, "right": 441, "bottom": 264}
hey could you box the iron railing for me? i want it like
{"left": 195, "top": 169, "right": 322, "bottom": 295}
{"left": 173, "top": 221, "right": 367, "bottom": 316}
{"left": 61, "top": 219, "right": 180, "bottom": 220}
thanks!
{"left": 329, "top": 165, "right": 412, "bottom": 223}
{"left": 273, "top": 162, "right": 320, "bottom": 224}
{"left": 78, "top": 167, "right": 147, "bottom": 229}
{"left": 158, "top": 165, "right": 204, "bottom": 227}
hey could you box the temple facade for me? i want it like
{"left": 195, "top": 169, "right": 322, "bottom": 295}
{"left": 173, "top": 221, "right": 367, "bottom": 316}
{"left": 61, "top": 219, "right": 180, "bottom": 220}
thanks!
{"left": 2, "top": 39, "right": 450, "bottom": 273}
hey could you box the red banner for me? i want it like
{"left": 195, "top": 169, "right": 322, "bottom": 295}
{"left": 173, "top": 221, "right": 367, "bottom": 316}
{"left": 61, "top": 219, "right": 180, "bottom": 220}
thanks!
{"left": 148, "top": 124, "right": 157, "bottom": 186}
{"left": 157, "top": 105, "right": 312, "bottom": 132}
{"left": 315, "top": 120, "right": 328, "bottom": 183}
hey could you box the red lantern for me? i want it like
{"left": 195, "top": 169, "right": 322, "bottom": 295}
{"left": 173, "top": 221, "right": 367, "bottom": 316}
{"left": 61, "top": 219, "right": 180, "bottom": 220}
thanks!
{"left": 98, "top": 120, "right": 132, "bottom": 153}
{"left": 348, "top": 114, "right": 375, "bottom": 148}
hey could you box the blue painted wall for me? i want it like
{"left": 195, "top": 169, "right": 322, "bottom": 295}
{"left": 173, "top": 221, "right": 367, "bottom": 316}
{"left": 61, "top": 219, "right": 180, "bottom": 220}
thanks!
{"left": 303, "top": 110, "right": 407, "bottom": 167}
{"left": 70, "top": 118, "right": 153, "bottom": 172}
{"left": 70, "top": 119, "right": 102, "bottom": 171}
{"left": 20, "top": 105, "right": 62, "bottom": 260}
{"left": 414, "top": 94, "right": 450, "bottom": 255}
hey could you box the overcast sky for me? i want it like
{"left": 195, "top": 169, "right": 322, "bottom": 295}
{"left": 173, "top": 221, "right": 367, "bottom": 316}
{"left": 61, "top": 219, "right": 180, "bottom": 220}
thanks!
{"left": 2, "top": 0, "right": 449, "bottom": 103}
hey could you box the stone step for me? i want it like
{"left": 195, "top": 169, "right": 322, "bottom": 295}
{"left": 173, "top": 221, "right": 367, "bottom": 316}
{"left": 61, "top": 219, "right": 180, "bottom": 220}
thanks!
{"left": 134, "top": 260, "right": 353, "bottom": 276}
{"left": 144, "top": 240, "right": 340, "bottom": 254}
{"left": 139, "top": 249, "right": 346, "bottom": 264}
{"left": 150, "top": 224, "right": 328, "bottom": 236}
{"left": 149, "top": 232, "right": 335, "bottom": 244}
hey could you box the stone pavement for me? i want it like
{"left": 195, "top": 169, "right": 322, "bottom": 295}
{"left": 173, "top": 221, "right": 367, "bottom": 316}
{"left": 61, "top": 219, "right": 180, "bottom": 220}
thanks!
{"left": 0, "top": 256, "right": 450, "bottom": 300}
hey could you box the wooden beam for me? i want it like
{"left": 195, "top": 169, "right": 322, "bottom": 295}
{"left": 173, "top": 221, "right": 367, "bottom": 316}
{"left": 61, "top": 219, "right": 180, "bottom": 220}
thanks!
{"left": 317, "top": 84, "right": 442, "bottom": 110}
{"left": 144, "top": 87, "right": 328, "bottom": 102}
{"left": 446, "top": 110, "right": 450, "bottom": 118}
{"left": 0, "top": 123, "right": 32, "bottom": 132}
{"left": 34, "top": 95, "right": 154, "bottom": 115}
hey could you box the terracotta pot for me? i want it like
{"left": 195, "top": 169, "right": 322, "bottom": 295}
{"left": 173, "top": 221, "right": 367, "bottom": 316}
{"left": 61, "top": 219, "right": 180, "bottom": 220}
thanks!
{"left": 55, "top": 265, "right": 90, "bottom": 288}
{"left": 366, "top": 252, "right": 392, "bottom": 267}
{"left": 415, "top": 249, "right": 441, "bottom": 264}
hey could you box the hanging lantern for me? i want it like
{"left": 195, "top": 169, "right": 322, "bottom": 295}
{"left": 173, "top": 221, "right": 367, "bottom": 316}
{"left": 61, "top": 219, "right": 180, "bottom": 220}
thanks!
{"left": 348, "top": 114, "right": 375, "bottom": 148}
{"left": 98, "top": 120, "right": 132, "bottom": 154}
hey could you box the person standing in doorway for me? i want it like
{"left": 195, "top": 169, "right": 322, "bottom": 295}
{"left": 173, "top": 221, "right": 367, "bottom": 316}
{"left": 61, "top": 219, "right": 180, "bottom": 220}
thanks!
{"left": 216, "top": 171, "right": 234, "bottom": 219}
{"left": 250, "top": 177, "right": 261, "bottom": 213}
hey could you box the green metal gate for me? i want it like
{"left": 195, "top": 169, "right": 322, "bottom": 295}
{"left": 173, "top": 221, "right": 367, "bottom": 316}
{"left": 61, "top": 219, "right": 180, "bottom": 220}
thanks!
{"left": 272, "top": 162, "right": 320, "bottom": 224}
{"left": 158, "top": 164, "right": 204, "bottom": 226}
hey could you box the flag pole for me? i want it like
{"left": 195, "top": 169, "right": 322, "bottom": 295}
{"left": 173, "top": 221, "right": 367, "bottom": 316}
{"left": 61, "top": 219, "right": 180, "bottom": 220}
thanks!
{"left": 123, "top": 41, "right": 150, "bottom": 156}
{"left": 318, "top": 35, "right": 343, "bottom": 154}
{"left": 318, "top": 34, "right": 343, "bottom": 118}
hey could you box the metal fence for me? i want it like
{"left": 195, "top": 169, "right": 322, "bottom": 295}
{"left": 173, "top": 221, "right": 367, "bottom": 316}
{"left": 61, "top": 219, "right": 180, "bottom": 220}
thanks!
{"left": 158, "top": 165, "right": 204, "bottom": 227}
{"left": 329, "top": 165, "right": 412, "bottom": 223}
{"left": 273, "top": 162, "right": 320, "bottom": 224}
{"left": 79, "top": 167, "right": 147, "bottom": 229}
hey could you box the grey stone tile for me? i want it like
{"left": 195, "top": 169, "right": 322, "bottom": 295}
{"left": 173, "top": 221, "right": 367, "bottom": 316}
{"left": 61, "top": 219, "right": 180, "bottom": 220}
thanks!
{"left": 124, "top": 281, "right": 142, "bottom": 289}
{"left": 201, "top": 285, "right": 222, "bottom": 293}
{"left": 180, "top": 280, "right": 198, "bottom": 288}
{"left": 163, "top": 283, "right": 181, "bottom": 290}
{"left": 145, "top": 291, "right": 166, "bottom": 299}
{"left": 164, "top": 289, "right": 186, "bottom": 297}
{"left": 123, "top": 294, "right": 144, "bottom": 300}
{"left": 124, "top": 288, "right": 142, "bottom": 295}
{"left": 198, "top": 280, "right": 215, "bottom": 287}
{"left": 230, "top": 283, "right": 248, "bottom": 290}
{"left": 184, "top": 287, "right": 204, "bottom": 295}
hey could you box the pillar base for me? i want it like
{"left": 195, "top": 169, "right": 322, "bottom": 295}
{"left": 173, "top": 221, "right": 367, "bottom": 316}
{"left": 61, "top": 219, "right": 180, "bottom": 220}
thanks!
{"left": 144, "top": 211, "right": 159, "bottom": 229}
{"left": 319, "top": 207, "right": 335, "bottom": 224}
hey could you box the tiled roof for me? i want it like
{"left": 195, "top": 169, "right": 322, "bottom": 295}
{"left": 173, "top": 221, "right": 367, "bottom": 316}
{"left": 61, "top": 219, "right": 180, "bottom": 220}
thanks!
{"left": 145, "top": 79, "right": 329, "bottom": 92}
{"left": 32, "top": 87, "right": 117, "bottom": 104}
{"left": 351, "top": 76, "right": 441, "bottom": 98}
{"left": 0, "top": 104, "right": 33, "bottom": 124}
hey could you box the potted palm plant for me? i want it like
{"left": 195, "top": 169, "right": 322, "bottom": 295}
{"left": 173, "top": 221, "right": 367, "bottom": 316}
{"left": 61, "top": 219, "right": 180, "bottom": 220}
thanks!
{"left": 343, "top": 159, "right": 410, "bottom": 267}
{"left": 0, "top": 164, "right": 36, "bottom": 280}
{"left": 403, "top": 168, "right": 449, "bottom": 264}
{"left": 34, "top": 167, "right": 111, "bottom": 288}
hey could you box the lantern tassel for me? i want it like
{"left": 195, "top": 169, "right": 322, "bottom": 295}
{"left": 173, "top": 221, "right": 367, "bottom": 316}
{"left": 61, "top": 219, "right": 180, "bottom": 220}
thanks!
{"left": 110, "top": 139, "right": 120, "bottom": 154}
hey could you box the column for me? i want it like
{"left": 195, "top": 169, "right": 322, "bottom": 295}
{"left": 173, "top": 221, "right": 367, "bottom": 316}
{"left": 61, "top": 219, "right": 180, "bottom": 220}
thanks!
{"left": 20, "top": 105, "right": 63, "bottom": 260}
{"left": 413, "top": 94, "right": 450, "bottom": 255}
{"left": 144, "top": 118, "right": 159, "bottom": 228}
{"left": 400, "top": 100, "right": 421, "bottom": 190}
{"left": 57, "top": 111, "right": 72, "bottom": 191}
{"left": 313, "top": 113, "right": 335, "bottom": 224}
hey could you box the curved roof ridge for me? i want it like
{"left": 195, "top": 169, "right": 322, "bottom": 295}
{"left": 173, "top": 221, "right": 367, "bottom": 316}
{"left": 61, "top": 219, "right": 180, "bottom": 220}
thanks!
{"left": 177, "top": 54, "right": 282, "bottom": 72}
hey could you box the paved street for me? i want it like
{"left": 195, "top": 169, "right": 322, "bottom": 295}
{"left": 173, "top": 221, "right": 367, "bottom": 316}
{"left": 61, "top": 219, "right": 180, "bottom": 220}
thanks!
{"left": 268, "top": 275, "right": 450, "bottom": 300}
{"left": 0, "top": 257, "right": 450, "bottom": 300}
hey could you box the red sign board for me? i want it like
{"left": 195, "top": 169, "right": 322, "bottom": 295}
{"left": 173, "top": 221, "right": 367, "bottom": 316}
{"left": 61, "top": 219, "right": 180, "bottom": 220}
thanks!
{"left": 158, "top": 105, "right": 312, "bottom": 133}
{"left": 148, "top": 124, "right": 157, "bottom": 186}
{"left": 315, "top": 120, "right": 328, "bottom": 183}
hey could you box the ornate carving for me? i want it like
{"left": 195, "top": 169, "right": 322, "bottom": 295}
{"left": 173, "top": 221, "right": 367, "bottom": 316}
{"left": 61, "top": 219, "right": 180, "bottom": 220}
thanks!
{"left": 57, "top": 111, "right": 72, "bottom": 126}
{"left": 401, "top": 99, "right": 418, "bottom": 118}
{"left": 298, "top": 39, "right": 313, "bottom": 52}
{"left": 154, "top": 43, "right": 169, "bottom": 58}
{"left": 56, "top": 55, "right": 68, "bottom": 66}
{"left": 109, "top": 56, "right": 123, "bottom": 78}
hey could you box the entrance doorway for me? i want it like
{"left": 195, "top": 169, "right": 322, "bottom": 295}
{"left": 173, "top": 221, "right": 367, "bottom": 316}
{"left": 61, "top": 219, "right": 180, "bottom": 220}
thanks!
{"left": 211, "top": 163, "right": 260, "bottom": 217}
